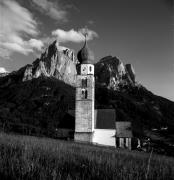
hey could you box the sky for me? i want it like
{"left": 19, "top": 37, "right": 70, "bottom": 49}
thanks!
{"left": 0, "top": 0, "right": 173, "bottom": 101}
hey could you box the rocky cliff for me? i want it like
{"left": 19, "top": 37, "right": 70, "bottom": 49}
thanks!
{"left": 22, "top": 40, "right": 77, "bottom": 86}
{"left": 95, "top": 56, "right": 136, "bottom": 90}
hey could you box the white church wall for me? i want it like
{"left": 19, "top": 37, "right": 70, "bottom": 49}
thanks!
{"left": 93, "top": 129, "right": 116, "bottom": 147}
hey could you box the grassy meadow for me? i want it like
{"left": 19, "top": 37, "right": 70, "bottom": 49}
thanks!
{"left": 0, "top": 133, "right": 173, "bottom": 180}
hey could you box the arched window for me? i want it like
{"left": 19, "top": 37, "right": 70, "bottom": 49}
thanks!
{"left": 89, "top": 66, "right": 92, "bottom": 72}
{"left": 81, "top": 89, "right": 87, "bottom": 99}
{"left": 85, "top": 90, "right": 88, "bottom": 99}
{"left": 82, "top": 78, "right": 87, "bottom": 87}
{"left": 81, "top": 89, "right": 85, "bottom": 99}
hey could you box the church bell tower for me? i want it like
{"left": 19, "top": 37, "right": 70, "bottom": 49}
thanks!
{"left": 74, "top": 34, "right": 95, "bottom": 142}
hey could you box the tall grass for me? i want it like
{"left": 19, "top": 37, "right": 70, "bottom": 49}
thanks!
{"left": 0, "top": 133, "right": 173, "bottom": 180}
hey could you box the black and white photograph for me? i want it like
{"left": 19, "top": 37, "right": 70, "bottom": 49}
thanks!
{"left": 0, "top": 0, "right": 173, "bottom": 179}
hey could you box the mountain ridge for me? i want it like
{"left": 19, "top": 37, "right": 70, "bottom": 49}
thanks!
{"left": 2, "top": 40, "right": 137, "bottom": 90}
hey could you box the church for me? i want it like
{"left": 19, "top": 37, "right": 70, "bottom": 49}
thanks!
{"left": 73, "top": 36, "right": 133, "bottom": 149}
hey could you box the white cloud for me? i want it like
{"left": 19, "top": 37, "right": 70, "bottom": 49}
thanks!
{"left": 0, "top": 67, "right": 8, "bottom": 73}
{"left": 1, "top": 42, "right": 32, "bottom": 55}
{"left": 0, "top": 48, "right": 11, "bottom": 60}
{"left": 52, "top": 28, "right": 98, "bottom": 43}
{"left": 31, "top": 0, "right": 67, "bottom": 22}
{"left": 0, "top": 0, "right": 43, "bottom": 59}
{"left": 28, "top": 39, "right": 44, "bottom": 51}
{"left": 0, "top": 0, "right": 38, "bottom": 36}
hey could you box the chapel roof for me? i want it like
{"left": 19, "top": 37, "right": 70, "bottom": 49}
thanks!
{"left": 94, "top": 109, "right": 116, "bottom": 129}
{"left": 115, "top": 121, "right": 133, "bottom": 138}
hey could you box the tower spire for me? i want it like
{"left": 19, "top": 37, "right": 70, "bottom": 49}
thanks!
{"left": 82, "top": 26, "right": 88, "bottom": 46}
{"left": 84, "top": 26, "right": 88, "bottom": 43}
{"left": 77, "top": 27, "right": 94, "bottom": 64}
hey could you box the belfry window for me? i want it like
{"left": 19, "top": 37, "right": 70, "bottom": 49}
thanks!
{"left": 85, "top": 90, "right": 88, "bottom": 99}
{"left": 82, "top": 78, "right": 87, "bottom": 87}
{"left": 81, "top": 89, "right": 88, "bottom": 99}
{"left": 89, "top": 66, "right": 92, "bottom": 72}
{"left": 81, "top": 89, "right": 85, "bottom": 98}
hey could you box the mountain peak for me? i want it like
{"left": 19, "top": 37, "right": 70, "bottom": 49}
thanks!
{"left": 22, "top": 40, "right": 77, "bottom": 86}
{"left": 95, "top": 56, "right": 136, "bottom": 90}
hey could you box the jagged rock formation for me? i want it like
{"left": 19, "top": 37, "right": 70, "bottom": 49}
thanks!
{"left": 5, "top": 43, "right": 136, "bottom": 89}
{"left": 95, "top": 56, "right": 136, "bottom": 90}
{"left": 22, "top": 40, "right": 77, "bottom": 86}
{"left": 125, "top": 64, "right": 135, "bottom": 83}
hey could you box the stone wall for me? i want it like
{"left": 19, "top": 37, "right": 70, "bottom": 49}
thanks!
{"left": 75, "top": 100, "right": 94, "bottom": 132}
{"left": 74, "top": 132, "right": 94, "bottom": 142}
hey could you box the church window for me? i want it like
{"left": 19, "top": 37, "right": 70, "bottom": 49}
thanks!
{"left": 82, "top": 78, "right": 87, "bottom": 87}
{"left": 85, "top": 90, "right": 88, "bottom": 99}
{"left": 81, "top": 90, "right": 84, "bottom": 99}
{"left": 81, "top": 89, "right": 87, "bottom": 99}
{"left": 89, "top": 66, "right": 92, "bottom": 72}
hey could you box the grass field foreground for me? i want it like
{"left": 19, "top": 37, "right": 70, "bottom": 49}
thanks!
{"left": 0, "top": 133, "right": 174, "bottom": 180}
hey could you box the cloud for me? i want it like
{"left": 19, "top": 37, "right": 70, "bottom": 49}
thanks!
{"left": 0, "top": 0, "right": 44, "bottom": 59}
{"left": 0, "top": 0, "right": 38, "bottom": 36}
{"left": 31, "top": 0, "right": 67, "bottom": 22}
{"left": 0, "top": 48, "right": 10, "bottom": 60}
{"left": 52, "top": 28, "right": 98, "bottom": 43}
{"left": 28, "top": 39, "right": 44, "bottom": 51}
{"left": 1, "top": 42, "right": 32, "bottom": 55}
{"left": 0, "top": 67, "right": 8, "bottom": 73}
